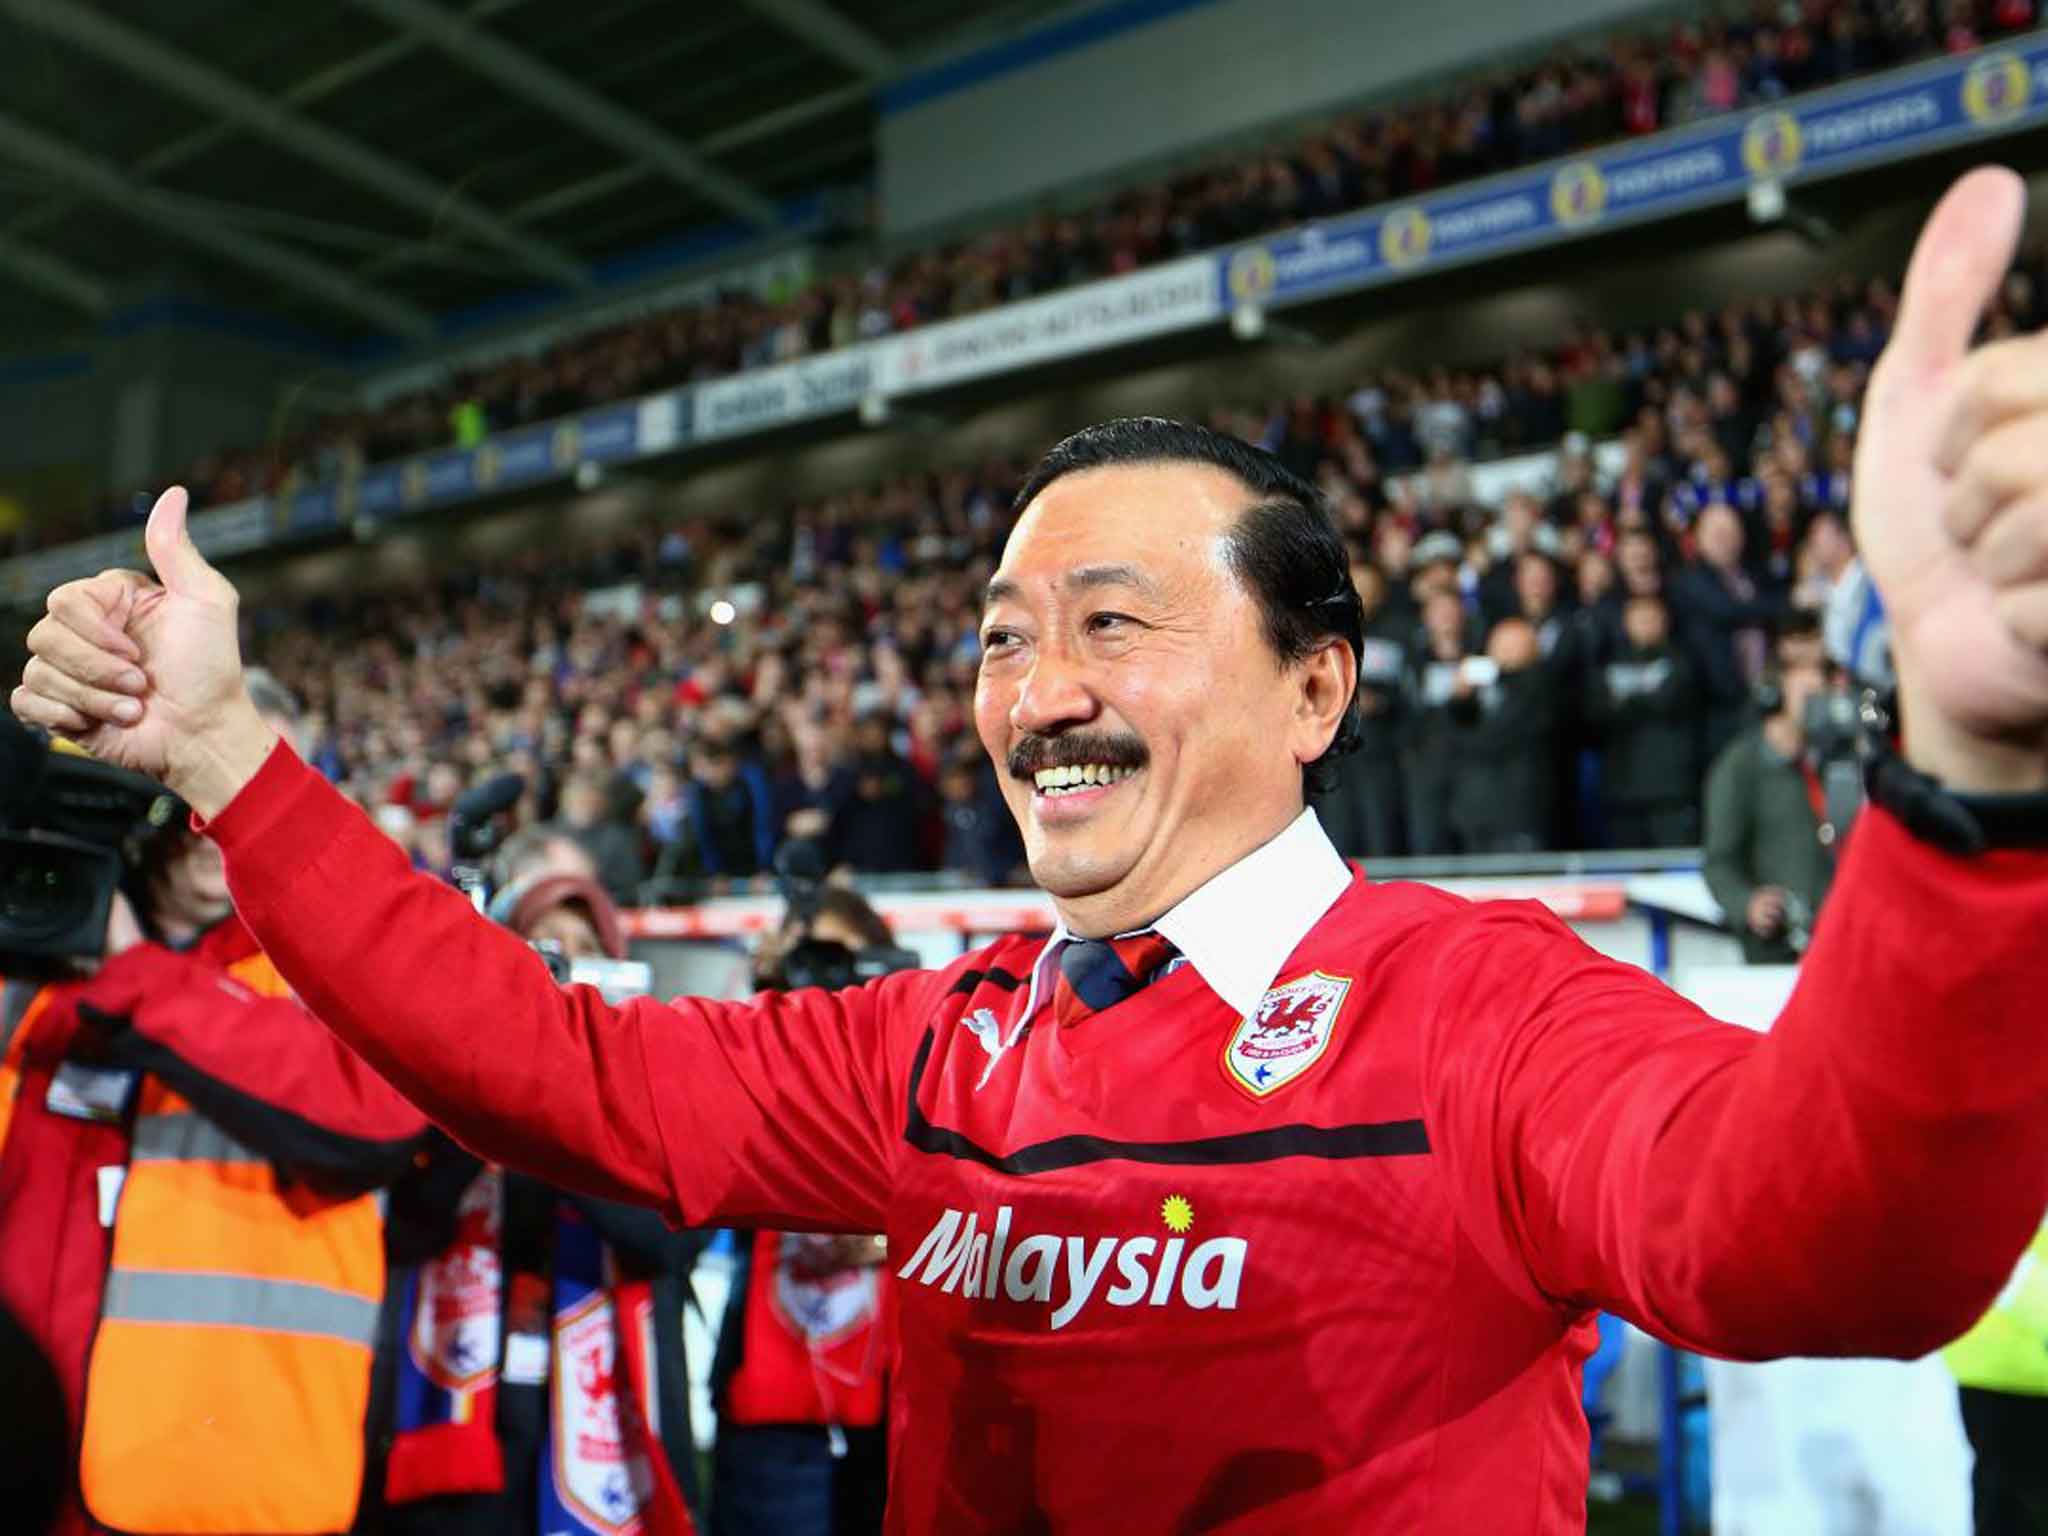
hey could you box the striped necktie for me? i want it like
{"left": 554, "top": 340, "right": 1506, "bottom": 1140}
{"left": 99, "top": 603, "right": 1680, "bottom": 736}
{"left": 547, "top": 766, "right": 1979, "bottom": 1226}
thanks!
{"left": 1050, "top": 932, "right": 1180, "bottom": 1029}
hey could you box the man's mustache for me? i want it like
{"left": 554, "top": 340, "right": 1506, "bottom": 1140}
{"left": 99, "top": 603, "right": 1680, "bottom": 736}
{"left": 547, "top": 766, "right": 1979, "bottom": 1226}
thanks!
{"left": 1007, "top": 731, "right": 1149, "bottom": 781}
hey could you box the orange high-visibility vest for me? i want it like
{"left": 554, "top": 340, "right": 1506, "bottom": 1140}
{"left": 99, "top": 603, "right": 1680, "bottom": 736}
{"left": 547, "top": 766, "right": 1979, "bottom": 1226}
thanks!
{"left": 78, "top": 950, "right": 387, "bottom": 1535}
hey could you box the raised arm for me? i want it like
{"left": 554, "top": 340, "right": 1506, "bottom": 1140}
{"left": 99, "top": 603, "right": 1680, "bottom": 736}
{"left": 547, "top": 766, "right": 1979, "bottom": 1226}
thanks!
{"left": 1424, "top": 803, "right": 2048, "bottom": 1358}
{"left": 199, "top": 742, "right": 914, "bottom": 1231}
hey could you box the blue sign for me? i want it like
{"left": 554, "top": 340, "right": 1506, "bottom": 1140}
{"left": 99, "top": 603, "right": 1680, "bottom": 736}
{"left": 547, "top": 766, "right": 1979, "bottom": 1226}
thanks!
{"left": 579, "top": 404, "right": 642, "bottom": 463}
{"left": 486, "top": 425, "right": 564, "bottom": 489}
{"left": 1218, "top": 36, "right": 2048, "bottom": 311}
{"left": 356, "top": 464, "right": 403, "bottom": 519}
{"left": 285, "top": 485, "right": 340, "bottom": 537}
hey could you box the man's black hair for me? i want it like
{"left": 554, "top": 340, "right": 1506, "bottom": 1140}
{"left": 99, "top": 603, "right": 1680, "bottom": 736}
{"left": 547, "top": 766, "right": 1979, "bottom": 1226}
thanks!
{"left": 1773, "top": 608, "right": 1825, "bottom": 646}
{"left": 1010, "top": 417, "right": 1364, "bottom": 797}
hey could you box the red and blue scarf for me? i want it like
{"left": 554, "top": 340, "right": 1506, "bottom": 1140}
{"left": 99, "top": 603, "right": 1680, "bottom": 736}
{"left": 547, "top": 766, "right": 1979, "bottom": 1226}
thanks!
{"left": 387, "top": 1172, "right": 694, "bottom": 1534}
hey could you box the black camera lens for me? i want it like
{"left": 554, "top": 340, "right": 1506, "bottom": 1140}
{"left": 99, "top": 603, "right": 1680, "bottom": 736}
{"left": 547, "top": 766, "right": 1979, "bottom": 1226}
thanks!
{"left": 0, "top": 848, "right": 94, "bottom": 941}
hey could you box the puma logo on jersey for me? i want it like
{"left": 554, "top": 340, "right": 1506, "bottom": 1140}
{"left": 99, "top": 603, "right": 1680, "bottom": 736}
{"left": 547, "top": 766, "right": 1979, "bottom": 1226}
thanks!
{"left": 961, "top": 1007, "right": 1015, "bottom": 1089}
{"left": 897, "top": 1203, "right": 1247, "bottom": 1330}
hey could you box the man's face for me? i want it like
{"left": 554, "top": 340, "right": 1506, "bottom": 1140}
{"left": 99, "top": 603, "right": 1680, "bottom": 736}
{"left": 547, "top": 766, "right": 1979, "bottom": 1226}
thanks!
{"left": 1698, "top": 504, "right": 1743, "bottom": 568}
{"left": 1806, "top": 513, "right": 1852, "bottom": 575}
{"left": 1777, "top": 637, "right": 1827, "bottom": 725}
{"left": 155, "top": 831, "right": 233, "bottom": 928}
{"left": 1487, "top": 618, "right": 1539, "bottom": 671}
{"left": 1618, "top": 533, "right": 1659, "bottom": 590}
{"left": 561, "top": 782, "right": 603, "bottom": 824}
{"left": 527, "top": 905, "right": 604, "bottom": 960}
{"left": 1623, "top": 597, "right": 1668, "bottom": 650}
{"left": 974, "top": 463, "right": 1343, "bottom": 930}
{"left": 1514, "top": 554, "right": 1557, "bottom": 616}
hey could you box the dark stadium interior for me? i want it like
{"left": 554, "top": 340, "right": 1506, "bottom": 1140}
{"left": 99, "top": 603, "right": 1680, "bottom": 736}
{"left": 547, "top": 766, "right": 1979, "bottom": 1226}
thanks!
{"left": 0, "top": 0, "right": 1074, "bottom": 341}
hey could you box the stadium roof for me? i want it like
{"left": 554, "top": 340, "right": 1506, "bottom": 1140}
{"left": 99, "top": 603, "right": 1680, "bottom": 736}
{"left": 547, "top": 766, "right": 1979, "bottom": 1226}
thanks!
{"left": 0, "top": 0, "right": 1074, "bottom": 352}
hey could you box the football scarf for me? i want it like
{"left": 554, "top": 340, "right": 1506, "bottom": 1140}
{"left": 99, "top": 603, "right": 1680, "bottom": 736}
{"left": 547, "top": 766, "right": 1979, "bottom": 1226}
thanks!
{"left": 539, "top": 1204, "right": 695, "bottom": 1536}
{"left": 386, "top": 1166, "right": 508, "bottom": 1500}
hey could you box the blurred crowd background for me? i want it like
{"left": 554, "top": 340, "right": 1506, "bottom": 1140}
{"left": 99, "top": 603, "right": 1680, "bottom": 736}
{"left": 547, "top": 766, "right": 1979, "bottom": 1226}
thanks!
{"left": 236, "top": 236, "right": 2045, "bottom": 896}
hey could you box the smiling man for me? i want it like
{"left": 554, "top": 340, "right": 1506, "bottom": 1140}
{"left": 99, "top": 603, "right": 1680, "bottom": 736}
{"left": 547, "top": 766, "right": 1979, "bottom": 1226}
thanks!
{"left": 14, "top": 170, "right": 2048, "bottom": 1534}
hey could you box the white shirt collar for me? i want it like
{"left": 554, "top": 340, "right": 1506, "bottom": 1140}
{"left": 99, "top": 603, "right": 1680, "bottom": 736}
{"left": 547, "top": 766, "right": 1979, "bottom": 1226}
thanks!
{"left": 1019, "top": 808, "right": 1354, "bottom": 1025}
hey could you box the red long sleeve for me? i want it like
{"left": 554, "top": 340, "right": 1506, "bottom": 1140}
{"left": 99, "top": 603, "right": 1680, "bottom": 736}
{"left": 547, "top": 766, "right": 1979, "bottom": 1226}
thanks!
{"left": 1424, "top": 803, "right": 2048, "bottom": 1359}
{"left": 204, "top": 743, "right": 919, "bottom": 1227}
{"left": 209, "top": 741, "right": 2048, "bottom": 1365}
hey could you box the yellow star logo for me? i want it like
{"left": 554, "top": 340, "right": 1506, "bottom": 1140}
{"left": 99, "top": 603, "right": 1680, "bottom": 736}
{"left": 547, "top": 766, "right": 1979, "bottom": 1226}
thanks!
{"left": 1160, "top": 1195, "right": 1194, "bottom": 1234}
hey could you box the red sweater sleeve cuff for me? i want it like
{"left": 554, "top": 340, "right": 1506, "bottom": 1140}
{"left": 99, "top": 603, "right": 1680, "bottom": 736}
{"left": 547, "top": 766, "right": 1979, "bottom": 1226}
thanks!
{"left": 192, "top": 738, "right": 343, "bottom": 876}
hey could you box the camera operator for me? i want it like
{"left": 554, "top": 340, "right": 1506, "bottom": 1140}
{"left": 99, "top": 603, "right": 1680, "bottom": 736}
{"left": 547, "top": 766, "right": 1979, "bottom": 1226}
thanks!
{"left": 366, "top": 872, "right": 707, "bottom": 1536}
{"left": 1702, "top": 616, "right": 1840, "bottom": 964}
{"left": 711, "top": 882, "right": 903, "bottom": 1536}
{"left": 0, "top": 671, "right": 427, "bottom": 1536}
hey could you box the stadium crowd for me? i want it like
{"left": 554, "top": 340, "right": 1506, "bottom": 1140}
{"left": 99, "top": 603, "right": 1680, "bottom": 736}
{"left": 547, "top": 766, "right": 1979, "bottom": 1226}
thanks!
{"left": 42, "top": 0, "right": 2029, "bottom": 539}
{"left": 237, "top": 232, "right": 2048, "bottom": 897}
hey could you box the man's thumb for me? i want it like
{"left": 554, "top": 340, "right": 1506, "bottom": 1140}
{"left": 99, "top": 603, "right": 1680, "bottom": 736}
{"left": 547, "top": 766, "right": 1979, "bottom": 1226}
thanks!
{"left": 1887, "top": 165, "right": 2026, "bottom": 377}
{"left": 143, "top": 486, "right": 227, "bottom": 597}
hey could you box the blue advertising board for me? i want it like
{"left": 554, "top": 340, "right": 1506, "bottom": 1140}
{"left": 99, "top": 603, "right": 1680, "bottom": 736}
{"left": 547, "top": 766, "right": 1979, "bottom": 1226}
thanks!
{"left": 1219, "top": 37, "right": 2048, "bottom": 311}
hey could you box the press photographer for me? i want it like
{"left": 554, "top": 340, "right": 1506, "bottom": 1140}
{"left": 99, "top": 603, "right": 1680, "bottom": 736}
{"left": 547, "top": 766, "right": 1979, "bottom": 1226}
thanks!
{"left": 0, "top": 672, "right": 426, "bottom": 1536}
{"left": 751, "top": 840, "right": 920, "bottom": 993}
{"left": 1702, "top": 615, "right": 1843, "bottom": 963}
{"left": 714, "top": 875, "right": 909, "bottom": 1536}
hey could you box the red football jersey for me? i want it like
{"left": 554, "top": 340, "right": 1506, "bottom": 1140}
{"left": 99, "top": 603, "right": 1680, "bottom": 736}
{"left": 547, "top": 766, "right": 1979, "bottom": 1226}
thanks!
{"left": 206, "top": 747, "right": 2048, "bottom": 1534}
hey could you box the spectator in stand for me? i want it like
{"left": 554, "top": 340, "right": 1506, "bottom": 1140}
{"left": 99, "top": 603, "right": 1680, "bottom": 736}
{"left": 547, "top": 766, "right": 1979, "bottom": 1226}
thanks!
{"left": 1510, "top": 549, "right": 1576, "bottom": 669}
{"left": 1446, "top": 617, "right": 1563, "bottom": 854}
{"left": 1800, "top": 509, "right": 1895, "bottom": 689}
{"left": 1315, "top": 556, "right": 1409, "bottom": 861}
{"left": 492, "top": 822, "right": 601, "bottom": 892}
{"left": 1671, "top": 501, "right": 1781, "bottom": 762}
{"left": 1588, "top": 594, "right": 1703, "bottom": 848}
{"left": 685, "top": 738, "right": 777, "bottom": 884}
{"left": 831, "top": 714, "right": 925, "bottom": 874}
{"left": 1506, "top": 548, "right": 1585, "bottom": 841}
{"left": 1702, "top": 616, "right": 1836, "bottom": 963}
{"left": 938, "top": 755, "right": 1025, "bottom": 886}
{"left": 1401, "top": 588, "right": 1474, "bottom": 855}
{"left": 1614, "top": 528, "right": 1665, "bottom": 603}
{"left": 556, "top": 771, "right": 647, "bottom": 905}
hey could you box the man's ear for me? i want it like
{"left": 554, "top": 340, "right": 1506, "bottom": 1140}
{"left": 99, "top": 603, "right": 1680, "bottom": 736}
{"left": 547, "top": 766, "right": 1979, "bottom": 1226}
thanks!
{"left": 1293, "top": 638, "right": 1357, "bottom": 767}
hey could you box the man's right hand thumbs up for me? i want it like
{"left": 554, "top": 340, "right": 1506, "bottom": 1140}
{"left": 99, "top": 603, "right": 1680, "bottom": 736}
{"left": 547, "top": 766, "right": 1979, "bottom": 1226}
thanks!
{"left": 12, "top": 487, "right": 277, "bottom": 816}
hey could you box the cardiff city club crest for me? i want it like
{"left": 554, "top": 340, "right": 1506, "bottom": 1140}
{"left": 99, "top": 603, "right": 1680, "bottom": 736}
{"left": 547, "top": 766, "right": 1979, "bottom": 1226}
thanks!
{"left": 552, "top": 1292, "right": 658, "bottom": 1533}
{"left": 1222, "top": 971, "right": 1351, "bottom": 1099}
{"left": 773, "top": 1234, "right": 882, "bottom": 1346}
{"left": 409, "top": 1169, "right": 502, "bottom": 1389}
